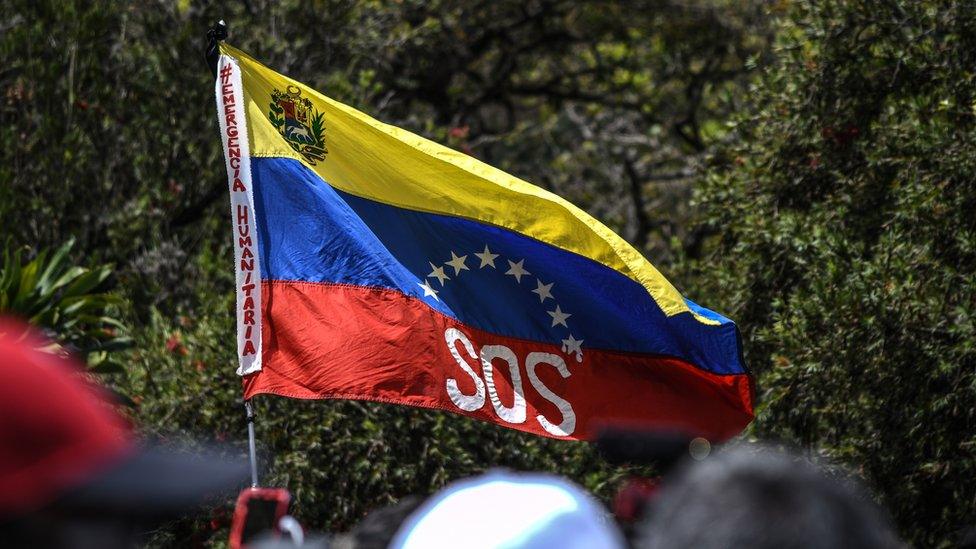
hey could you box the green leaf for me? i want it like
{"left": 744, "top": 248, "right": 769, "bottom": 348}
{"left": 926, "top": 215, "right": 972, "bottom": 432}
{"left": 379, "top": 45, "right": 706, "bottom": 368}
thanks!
{"left": 89, "top": 359, "right": 125, "bottom": 374}
{"left": 36, "top": 238, "right": 75, "bottom": 294}
{"left": 61, "top": 266, "right": 112, "bottom": 299}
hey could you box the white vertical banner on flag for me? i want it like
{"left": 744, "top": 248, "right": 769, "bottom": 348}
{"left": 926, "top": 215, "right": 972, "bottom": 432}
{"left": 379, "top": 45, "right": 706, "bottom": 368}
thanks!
{"left": 215, "top": 53, "right": 262, "bottom": 375}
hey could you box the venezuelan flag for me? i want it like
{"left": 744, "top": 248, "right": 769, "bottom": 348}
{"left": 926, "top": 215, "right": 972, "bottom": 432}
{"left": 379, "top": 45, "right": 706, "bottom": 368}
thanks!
{"left": 214, "top": 44, "right": 753, "bottom": 441}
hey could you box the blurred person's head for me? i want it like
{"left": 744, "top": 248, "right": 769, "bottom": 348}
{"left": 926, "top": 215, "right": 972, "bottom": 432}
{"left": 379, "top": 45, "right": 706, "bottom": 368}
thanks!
{"left": 340, "top": 495, "right": 424, "bottom": 549}
{"left": 0, "top": 318, "right": 248, "bottom": 548}
{"left": 390, "top": 470, "right": 624, "bottom": 549}
{"left": 638, "top": 444, "right": 902, "bottom": 549}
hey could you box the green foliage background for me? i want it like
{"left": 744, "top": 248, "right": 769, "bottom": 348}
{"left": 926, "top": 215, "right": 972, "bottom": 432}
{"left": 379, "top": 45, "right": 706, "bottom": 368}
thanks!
{"left": 2, "top": 0, "right": 973, "bottom": 546}
{"left": 680, "top": 2, "right": 976, "bottom": 546}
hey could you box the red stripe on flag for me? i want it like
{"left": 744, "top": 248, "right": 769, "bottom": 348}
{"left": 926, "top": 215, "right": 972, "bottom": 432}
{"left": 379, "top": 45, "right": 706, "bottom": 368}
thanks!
{"left": 244, "top": 281, "right": 754, "bottom": 441}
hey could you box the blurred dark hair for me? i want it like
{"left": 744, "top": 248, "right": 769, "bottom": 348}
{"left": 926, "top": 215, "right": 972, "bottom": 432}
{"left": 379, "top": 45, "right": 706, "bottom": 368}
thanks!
{"left": 638, "top": 444, "right": 903, "bottom": 549}
{"left": 344, "top": 496, "right": 424, "bottom": 549}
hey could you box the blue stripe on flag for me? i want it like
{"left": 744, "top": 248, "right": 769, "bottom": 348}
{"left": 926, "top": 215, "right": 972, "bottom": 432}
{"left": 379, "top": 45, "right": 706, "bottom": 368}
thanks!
{"left": 252, "top": 157, "right": 744, "bottom": 375}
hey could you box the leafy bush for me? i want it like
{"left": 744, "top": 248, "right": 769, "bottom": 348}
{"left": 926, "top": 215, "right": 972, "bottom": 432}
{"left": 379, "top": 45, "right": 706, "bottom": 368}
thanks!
{"left": 685, "top": 1, "right": 976, "bottom": 545}
{"left": 0, "top": 239, "right": 131, "bottom": 369}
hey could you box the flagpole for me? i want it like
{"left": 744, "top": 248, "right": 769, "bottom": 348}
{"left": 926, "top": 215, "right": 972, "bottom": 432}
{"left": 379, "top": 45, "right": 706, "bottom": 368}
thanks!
{"left": 245, "top": 399, "right": 259, "bottom": 487}
{"left": 207, "top": 18, "right": 260, "bottom": 488}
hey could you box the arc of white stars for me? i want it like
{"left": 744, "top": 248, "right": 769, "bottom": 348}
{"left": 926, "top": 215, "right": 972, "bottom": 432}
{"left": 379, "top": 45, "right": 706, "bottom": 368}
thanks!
{"left": 446, "top": 251, "right": 470, "bottom": 276}
{"left": 505, "top": 259, "right": 530, "bottom": 283}
{"left": 422, "top": 244, "right": 583, "bottom": 360}
{"left": 532, "top": 279, "right": 554, "bottom": 303}
{"left": 417, "top": 281, "right": 440, "bottom": 301}
{"left": 428, "top": 262, "right": 450, "bottom": 286}
{"left": 548, "top": 304, "right": 571, "bottom": 328}
{"left": 475, "top": 245, "right": 499, "bottom": 268}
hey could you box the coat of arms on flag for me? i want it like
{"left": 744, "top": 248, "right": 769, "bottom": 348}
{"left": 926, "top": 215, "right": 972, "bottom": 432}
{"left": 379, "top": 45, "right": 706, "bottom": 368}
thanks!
{"left": 268, "top": 85, "right": 327, "bottom": 164}
{"left": 214, "top": 43, "right": 754, "bottom": 442}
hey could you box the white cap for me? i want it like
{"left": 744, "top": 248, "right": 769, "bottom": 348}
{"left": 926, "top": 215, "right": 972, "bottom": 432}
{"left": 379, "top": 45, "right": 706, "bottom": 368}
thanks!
{"left": 390, "top": 470, "right": 624, "bottom": 549}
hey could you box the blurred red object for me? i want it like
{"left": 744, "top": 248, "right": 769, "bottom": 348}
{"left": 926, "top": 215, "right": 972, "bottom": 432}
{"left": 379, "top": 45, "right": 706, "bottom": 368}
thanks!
{"left": 0, "top": 316, "right": 249, "bottom": 525}
{"left": 228, "top": 487, "right": 292, "bottom": 549}
{"left": 613, "top": 477, "right": 660, "bottom": 523}
{"left": 0, "top": 318, "right": 131, "bottom": 517}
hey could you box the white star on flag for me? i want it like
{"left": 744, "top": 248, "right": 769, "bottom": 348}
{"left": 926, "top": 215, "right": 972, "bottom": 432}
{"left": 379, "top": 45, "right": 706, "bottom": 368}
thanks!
{"left": 417, "top": 281, "right": 440, "bottom": 301}
{"left": 532, "top": 279, "right": 554, "bottom": 303}
{"left": 505, "top": 259, "right": 530, "bottom": 283}
{"left": 475, "top": 245, "right": 499, "bottom": 268}
{"left": 561, "top": 334, "right": 583, "bottom": 355}
{"left": 428, "top": 262, "right": 450, "bottom": 286}
{"left": 446, "top": 251, "right": 470, "bottom": 275}
{"left": 547, "top": 304, "right": 571, "bottom": 327}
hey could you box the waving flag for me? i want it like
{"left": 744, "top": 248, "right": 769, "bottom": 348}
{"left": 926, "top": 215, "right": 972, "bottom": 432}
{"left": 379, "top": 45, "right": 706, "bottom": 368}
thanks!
{"left": 214, "top": 44, "right": 753, "bottom": 441}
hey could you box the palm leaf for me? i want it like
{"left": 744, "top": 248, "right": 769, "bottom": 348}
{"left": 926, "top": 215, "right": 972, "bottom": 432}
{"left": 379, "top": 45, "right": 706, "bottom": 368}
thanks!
{"left": 36, "top": 238, "right": 75, "bottom": 295}
{"left": 310, "top": 111, "right": 327, "bottom": 148}
{"left": 0, "top": 239, "right": 129, "bottom": 372}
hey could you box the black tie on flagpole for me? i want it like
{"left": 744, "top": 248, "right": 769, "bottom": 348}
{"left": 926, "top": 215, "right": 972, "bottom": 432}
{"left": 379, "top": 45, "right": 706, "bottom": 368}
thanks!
{"left": 206, "top": 20, "right": 228, "bottom": 78}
